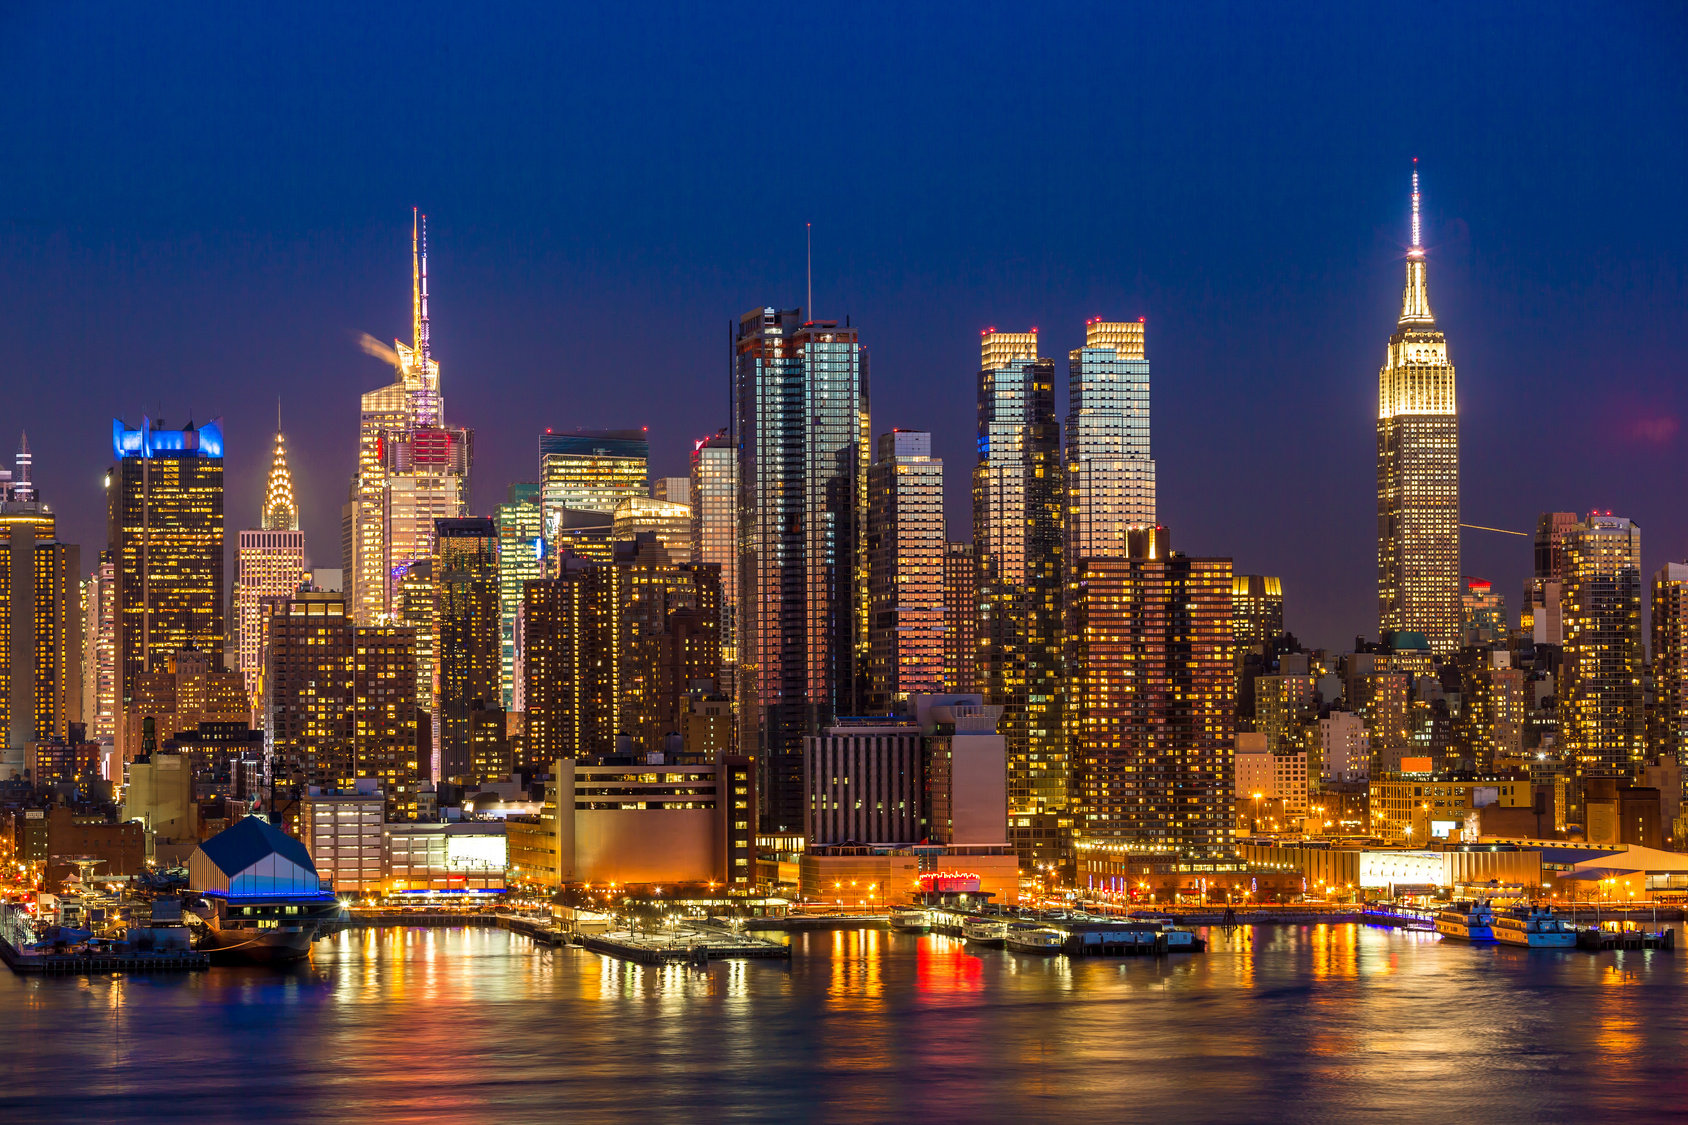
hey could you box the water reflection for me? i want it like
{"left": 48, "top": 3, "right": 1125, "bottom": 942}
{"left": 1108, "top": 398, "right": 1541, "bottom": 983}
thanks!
{"left": 0, "top": 923, "right": 1683, "bottom": 1122}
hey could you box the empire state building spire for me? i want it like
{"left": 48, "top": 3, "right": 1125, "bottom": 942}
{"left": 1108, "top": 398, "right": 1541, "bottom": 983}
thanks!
{"left": 1376, "top": 162, "right": 1460, "bottom": 656}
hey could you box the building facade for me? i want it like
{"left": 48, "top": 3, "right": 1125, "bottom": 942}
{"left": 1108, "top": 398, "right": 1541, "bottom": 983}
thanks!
{"left": 690, "top": 429, "right": 738, "bottom": 692}
{"left": 1558, "top": 513, "right": 1645, "bottom": 784}
{"left": 1066, "top": 318, "right": 1154, "bottom": 559}
{"left": 1, "top": 451, "right": 81, "bottom": 771}
{"left": 540, "top": 429, "right": 650, "bottom": 541}
{"left": 433, "top": 518, "right": 501, "bottom": 784}
{"left": 803, "top": 720, "right": 924, "bottom": 845}
{"left": 973, "top": 329, "right": 1065, "bottom": 868}
{"left": 866, "top": 430, "right": 944, "bottom": 711}
{"left": 495, "top": 484, "right": 544, "bottom": 710}
{"left": 1653, "top": 563, "right": 1688, "bottom": 775}
{"left": 941, "top": 541, "right": 977, "bottom": 693}
{"left": 735, "top": 307, "right": 869, "bottom": 834}
{"left": 1377, "top": 170, "right": 1460, "bottom": 656}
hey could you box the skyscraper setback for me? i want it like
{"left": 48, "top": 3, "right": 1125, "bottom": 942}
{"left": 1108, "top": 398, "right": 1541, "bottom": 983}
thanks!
{"left": 973, "top": 329, "right": 1066, "bottom": 868}
{"left": 1066, "top": 318, "right": 1154, "bottom": 560}
{"left": 1377, "top": 168, "right": 1460, "bottom": 656}
{"left": 735, "top": 307, "right": 868, "bottom": 835}
{"left": 344, "top": 210, "right": 471, "bottom": 625}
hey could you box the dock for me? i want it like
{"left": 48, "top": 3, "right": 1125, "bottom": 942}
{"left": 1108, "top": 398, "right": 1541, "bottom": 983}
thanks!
{"left": 579, "top": 926, "right": 791, "bottom": 965}
{"left": 740, "top": 914, "right": 888, "bottom": 931}
{"left": 1577, "top": 927, "right": 1676, "bottom": 951}
{"left": 0, "top": 933, "right": 208, "bottom": 976}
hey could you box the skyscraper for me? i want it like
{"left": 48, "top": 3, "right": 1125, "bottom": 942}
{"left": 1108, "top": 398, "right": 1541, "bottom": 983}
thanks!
{"left": 866, "top": 430, "right": 944, "bottom": 710}
{"left": 973, "top": 328, "right": 1065, "bottom": 867}
{"left": 1652, "top": 563, "right": 1688, "bottom": 771}
{"left": 1558, "top": 513, "right": 1644, "bottom": 784}
{"left": 108, "top": 418, "right": 225, "bottom": 728}
{"left": 1, "top": 440, "right": 81, "bottom": 773}
{"left": 1522, "top": 511, "right": 1576, "bottom": 644}
{"left": 433, "top": 518, "right": 501, "bottom": 784}
{"left": 83, "top": 550, "right": 117, "bottom": 746}
{"left": 234, "top": 427, "right": 305, "bottom": 708}
{"left": 735, "top": 307, "right": 868, "bottom": 834}
{"left": 539, "top": 429, "right": 650, "bottom": 537}
{"left": 1066, "top": 530, "right": 1234, "bottom": 857}
{"left": 1066, "top": 318, "right": 1154, "bottom": 560}
{"left": 1231, "top": 575, "right": 1285, "bottom": 660}
{"left": 1377, "top": 167, "right": 1460, "bottom": 656}
{"left": 691, "top": 428, "right": 738, "bottom": 688}
{"left": 344, "top": 211, "right": 471, "bottom": 625}
{"left": 942, "top": 541, "right": 977, "bottom": 693}
{"left": 495, "top": 483, "right": 543, "bottom": 710}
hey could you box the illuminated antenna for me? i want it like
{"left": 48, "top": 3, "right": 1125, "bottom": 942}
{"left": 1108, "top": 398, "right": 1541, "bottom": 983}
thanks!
{"left": 419, "top": 213, "right": 431, "bottom": 361}
{"left": 411, "top": 206, "right": 422, "bottom": 351}
{"left": 1410, "top": 159, "right": 1422, "bottom": 256}
{"left": 806, "top": 222, "right": 813, "bottom": 322}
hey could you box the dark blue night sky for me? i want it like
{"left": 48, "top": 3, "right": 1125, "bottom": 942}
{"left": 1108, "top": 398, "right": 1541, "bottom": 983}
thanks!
{"left": 1, "top": 2, "right": 1683, "bottom": 648}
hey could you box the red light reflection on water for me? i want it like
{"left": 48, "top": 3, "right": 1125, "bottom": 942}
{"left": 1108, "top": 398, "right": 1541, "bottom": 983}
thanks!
{"left": 916, "top": 937, "right": 984, "bottom": 995}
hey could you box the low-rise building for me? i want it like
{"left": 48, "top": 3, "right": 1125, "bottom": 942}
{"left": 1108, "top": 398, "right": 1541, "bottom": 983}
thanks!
{"left": 299, "top": 782, "right": 385, "bottom": 894}
{"left": 1369, "top": 762, "right": 1533, "bottom": 843}
{"left": 385, "top": 820, "right": 507, "bottom": 895}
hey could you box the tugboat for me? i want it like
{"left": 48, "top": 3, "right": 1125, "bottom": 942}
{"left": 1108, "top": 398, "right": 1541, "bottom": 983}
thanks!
{"left": 184, "top": 817, "right": 344, "bottom": 963}
{"left": 1435, "top": 899, "right": 1499, "bottom": 942}
{"left": 1493, "top": 905, "right": 1579, "bottom": 949}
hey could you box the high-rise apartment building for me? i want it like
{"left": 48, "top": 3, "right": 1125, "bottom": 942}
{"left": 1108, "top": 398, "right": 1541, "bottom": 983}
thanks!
{"left": 1066, "top": 531, "right": 1234, "bottom": 857}
{"left": 234, "top": 428, "right": 305, "bottom": 708}
{"left": 521, "top": 538, "right": 721, "bottom": 763}
{"left": 942, "top": 542, "right": 977, "bottom": 693}
{"left": 1066, "top": 318, "right": 1154, "bottom": 560}
{"left": 344, "top": 211, "right": 471, "bottom": 625}
{"left": 108, "top": 418, "right": 225, "bottom": 717}
{"left": 866, "top": 430, "right": 944, "bottom": 711}
{"left": 496, "top": 483, "right": 543, "bottom": 711}
{"left": 1461, "top": 577, "right": 1506, "bottom": 647}
{"left": 1231, "top": 574, "right": 1284, "bottom": 660}
{"left": 433, "top": 518, "right": 501, "bottom": 784}
{"left": 1558, "top": 513, "right": 1644, "bottom": 783}
{"left": 1, "top": 443, "right": 81, "bottom": 771}
{"left": 83, "top": 550, "right": 117, "bottom": 745}
{"left": 1522, "top": 512, "right": 1576, "bottom": 644}
{"left": 539, "top": 429, "right": 650, "bottom": 539}
{"left": 973, "top": 328, "right": 1065, "bottom": 867}
{"left": 1652, "top": 563, "right": 1688, "bottom": 776}
{"left": 1377, "top": 169, "right": 1460, "bottom": 655}
{"left": 266, "top": 590, "right": 420, "bottom": 819}
{"left": 690, "top": 429, "right": 738, "bottom": 684}
{"left": 735, "top": 307, "right": 868, "bottom": 834}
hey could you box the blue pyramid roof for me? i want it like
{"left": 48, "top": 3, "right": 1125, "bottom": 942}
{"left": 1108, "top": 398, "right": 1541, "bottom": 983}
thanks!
{"left": 196, "top": 815, "right": 316, "bottom": 878}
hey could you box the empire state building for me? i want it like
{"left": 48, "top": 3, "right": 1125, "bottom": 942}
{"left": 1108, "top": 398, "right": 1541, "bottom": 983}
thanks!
{"left": 1377, "top": 166, "right": 1459, "bottom": 655}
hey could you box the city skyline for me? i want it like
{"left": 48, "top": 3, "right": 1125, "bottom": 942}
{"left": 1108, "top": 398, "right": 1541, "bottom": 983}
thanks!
{"left": 2, "top": 7, "right": 1684, "bottom": 653}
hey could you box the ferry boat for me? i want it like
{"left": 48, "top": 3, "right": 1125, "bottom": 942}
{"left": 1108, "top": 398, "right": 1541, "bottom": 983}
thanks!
{"left": 963, "top": 916, "right": 1008, "bottom": 947}
{"left": 1005, "top": 926, "right": 1066, "bottom": 955}
{"left": 1434, "top": 900, "right": 1498, "bottom": 942}
{"left": 185, "top": 817, "right": 343, "bottom": 963}
{"left": 889, "top": 907, "right": 931, "bottom": 934}
{"left": 1493, "top": 906, "right": 1578, "bottom": 949}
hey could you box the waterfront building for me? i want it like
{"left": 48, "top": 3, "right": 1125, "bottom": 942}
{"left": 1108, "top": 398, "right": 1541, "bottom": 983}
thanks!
{"left": 234, "top": 428, "right": 306, "bottom": 709}
{"left": 1, "top": 443, "right": 81, "bottom": 771}
{"left": 866, "top": 430, "right": 944, "bottom": 711}
{"left": 385, "top": 820, "right": 508, "bottom": 894}
{"left": 941, "top": 542, "right": 977, "bottom": 692}
{"left": 803, "top": 718, "right": 924, "bottom": 845}
{"left": 1653, "top": 563, "right": 1688, "bottom": 776}
{"left": 1065, "top": 318, "right": 1154, "bottom": 560}
{"left": 1377, "top": 168, "right": 1460, "bottom": 656}
{"left": 300, "top": 782, "right": 386, "bottom": 894}
{"left": 915, "top": 694, "right": 1008, "bottom": 847}
{"left": 1369, "top": 767, "right": 1534, "bottom": 843}
{"left": 343, "top": 212, "right": 471, "bottom": 625}
{"left": 495, "top": 484, "right": 544, "bottom": 710}
{"left": 735, "top": 307, "right": 869, "bottom": 833}
{"left": 1522, "top": 512, "right": 1577, "bottom": 643}
{"left": 973, "top": 328, "right": 1065, "bottom": 868}
{"left": 1558, "top": 513, "right": 1645, "bottom": 786}
{"left": 125, "top": 649, "right": 251, "bottom": 763}
{"left": 433, "top": 518, "right": 501, "bottom": 784}
{"left": 1461, "top": 577, "right": 1506, "bottom": 647}
{"left": 690, "top": 429, "right": 738, "bottom": 695}
{"left": 1065, "top": 530, "right": 1235, "bottom": 858}
{"left": 109, "top": 417, "right": 225, "bottom": 715}
{"left": 612, "top": 496, "right": 693, "bottom": 562}
{"left": 83, "top": 550, "right": 117, "bottom": 746}
{"left": 540, "top": 429, "right": 650, "bottom": 538}
{"left": 507, "top": 756, "right": 755, "bottom": 888}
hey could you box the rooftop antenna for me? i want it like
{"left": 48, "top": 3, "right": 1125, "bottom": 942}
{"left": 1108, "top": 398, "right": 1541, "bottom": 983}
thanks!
{"left": 1410, "top": 157, "right": 1422, "bottom": 257}
{"left": 420, "top": 212, "right": 431, "bottom": 361}
{"left": 411, "top": 206, "right": 422, "bottom": 353}
{"left": 807, "top": 222, "right": 812, "bottom": 321}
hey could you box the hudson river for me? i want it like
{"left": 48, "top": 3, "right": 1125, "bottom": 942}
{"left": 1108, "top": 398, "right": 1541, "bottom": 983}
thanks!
{"left": 2, "top": 923, "right": 1682, "bottom": 1122}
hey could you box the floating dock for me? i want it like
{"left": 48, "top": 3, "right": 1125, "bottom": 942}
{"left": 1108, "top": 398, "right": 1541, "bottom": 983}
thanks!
{"left": 1577, "top": 927, "right": 1676, "bottom": 951}
{"left": 0, "top": 935, "right": 208, "bottom": 976}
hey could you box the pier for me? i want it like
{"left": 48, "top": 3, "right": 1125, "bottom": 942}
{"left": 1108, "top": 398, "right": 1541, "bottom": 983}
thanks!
{"left": 578, "top": 926, "right": 791, "bottom": 965}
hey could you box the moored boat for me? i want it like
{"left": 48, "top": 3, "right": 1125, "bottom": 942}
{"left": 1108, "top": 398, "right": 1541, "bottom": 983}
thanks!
{"left": 1006, "top": 926, "right": 1065, "bottom": 955}
{"left": 889, "top": 907, "right": 931, "bottom": 934}
{"left": 1493, "top": 906, "right": 1578, "bottom": 949}
{"left": 1435, "top": 899, "right": 1498, "bottom": 942}
{"left": 963, "top": 916, "right": 1008, "bottom": 947}
{"left": 186, "top": 817, "right": 343, "bottom": 964}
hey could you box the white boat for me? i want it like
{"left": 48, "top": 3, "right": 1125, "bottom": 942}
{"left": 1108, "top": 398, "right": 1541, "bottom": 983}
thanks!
{"left": 1435, "top": 900, "right": 1498, "bottom": 942}
{"left": 963, "top": 917, "right": 1008, "bottom": 947}
{"left": 1006, "top": 926, "right": 1066, "bottom": 955}
{"left": 1159, "top": 923, "right": 1205, "bottom": 952}
{"left": 1493, "top": 906, "right": 1578, "bottom": 949}
{"left": 889, "top": 907, "right": 930, "bottom": 934}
